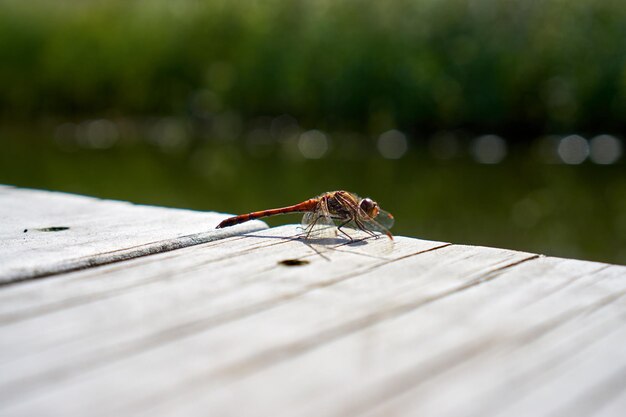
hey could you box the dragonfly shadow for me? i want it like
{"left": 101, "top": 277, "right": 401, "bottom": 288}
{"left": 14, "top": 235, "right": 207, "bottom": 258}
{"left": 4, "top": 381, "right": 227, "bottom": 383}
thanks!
{"left": 299, "top": 236, "right": 372, "bottom": 261}
{"left": 341, "top": 238, "right": 370, "bottom": 247}
{"left": 246, "top": 230, "right": 396, "bottom": 263}
{"left": 241, "top": 233, "right": 342, "bottom": 245}
{"left": 237, "top": 229, "right": 374, "bottom": 261}
{"left": 241, "top": 232, "right": 371, "bottom": 247}
{"left": 301, "top": 236, "right": 352, "bottom": 246}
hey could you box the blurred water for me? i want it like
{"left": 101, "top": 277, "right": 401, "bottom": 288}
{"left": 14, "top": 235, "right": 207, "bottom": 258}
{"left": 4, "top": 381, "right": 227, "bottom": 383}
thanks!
{"left": 1, "top": 124, "right": 624, "bottom": 265}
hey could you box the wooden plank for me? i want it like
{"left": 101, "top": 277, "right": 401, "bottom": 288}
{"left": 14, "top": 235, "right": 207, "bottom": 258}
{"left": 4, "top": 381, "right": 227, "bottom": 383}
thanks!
{"left": 0, "top": 194, "right": 624, "bottom": 416}
{"left": 140, "top": 256, "right": 626, "bottom": 417}
{"left": 0, "top": 228, "right": 450, "bottom": 405}
{"left": 0, "top": 185, "right": 266, "bottom": 285}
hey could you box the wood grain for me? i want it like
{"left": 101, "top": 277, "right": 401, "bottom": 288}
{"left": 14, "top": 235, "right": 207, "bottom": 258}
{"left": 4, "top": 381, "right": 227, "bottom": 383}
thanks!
{"left": 1, "top": 188, "right": 625, "bottom": 417}
{"left": 0, "top": 185, "right": 266, "bottom": 285}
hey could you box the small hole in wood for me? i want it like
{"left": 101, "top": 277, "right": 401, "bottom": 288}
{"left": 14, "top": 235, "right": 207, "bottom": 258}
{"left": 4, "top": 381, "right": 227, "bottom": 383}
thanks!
{"left": 278, "top": 259, "right": 310, "bottom": 267}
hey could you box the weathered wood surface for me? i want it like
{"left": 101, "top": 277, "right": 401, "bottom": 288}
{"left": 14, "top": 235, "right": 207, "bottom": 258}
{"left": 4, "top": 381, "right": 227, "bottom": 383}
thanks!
{"left": 0, "top": 185, "right": 266, "bottom": 285}
{"left": 0, "top": 188, "right": 625, "bottom": 417}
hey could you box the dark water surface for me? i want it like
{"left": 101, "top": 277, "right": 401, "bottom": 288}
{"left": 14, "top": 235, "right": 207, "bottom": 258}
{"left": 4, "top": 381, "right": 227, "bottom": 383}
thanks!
{"left": 1, "top": 131, "right": 624, "bottom": 265}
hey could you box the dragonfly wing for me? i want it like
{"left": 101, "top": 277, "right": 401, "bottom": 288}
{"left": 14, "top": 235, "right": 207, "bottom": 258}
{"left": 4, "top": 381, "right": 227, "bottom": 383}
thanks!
{"left": 301, "top": 200, "right": 337, "bottom": 239}
{"left": 355, "top": 207, "right": 394, "bottom": 239}
{"left": 375, "top": 209, "right": 395, "bottom": 229}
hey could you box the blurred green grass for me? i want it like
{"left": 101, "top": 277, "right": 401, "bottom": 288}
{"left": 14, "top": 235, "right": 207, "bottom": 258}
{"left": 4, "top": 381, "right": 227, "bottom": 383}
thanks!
{"left": 1, "top": 0, "right": 625, "bottom": 134}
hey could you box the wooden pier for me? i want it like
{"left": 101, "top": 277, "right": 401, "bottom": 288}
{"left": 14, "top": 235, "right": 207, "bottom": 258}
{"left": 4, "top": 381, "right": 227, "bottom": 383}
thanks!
{"left": 1, "top": 185, "right": 625, "bottom": 417}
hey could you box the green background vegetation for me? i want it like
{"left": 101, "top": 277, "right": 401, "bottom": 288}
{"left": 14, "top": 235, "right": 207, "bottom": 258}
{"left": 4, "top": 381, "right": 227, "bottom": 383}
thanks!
{"left": 0, "top": 0, "right": 625, "bottom": 263}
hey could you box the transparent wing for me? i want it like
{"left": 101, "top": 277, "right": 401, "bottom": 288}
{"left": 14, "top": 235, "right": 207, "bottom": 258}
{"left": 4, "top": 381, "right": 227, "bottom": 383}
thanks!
{"left": 300, "top": 201, "right": 337, "bottom": 240}
{"left": 354, "top": 207, "right": 394, "bottom": 239}
{"left": 375, "top": 209, "right": 395, "bottom": 229}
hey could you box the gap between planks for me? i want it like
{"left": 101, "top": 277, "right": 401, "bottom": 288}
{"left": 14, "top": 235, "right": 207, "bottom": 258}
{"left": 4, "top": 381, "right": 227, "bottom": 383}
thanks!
{"left": 0, "top": 228, "right": 261, "bottom": 287}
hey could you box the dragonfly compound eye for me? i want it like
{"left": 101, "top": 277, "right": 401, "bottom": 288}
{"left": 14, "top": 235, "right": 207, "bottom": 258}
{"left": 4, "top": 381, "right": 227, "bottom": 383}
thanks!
{"left": 360, "top": 198, "right": 379, "bottom": 218}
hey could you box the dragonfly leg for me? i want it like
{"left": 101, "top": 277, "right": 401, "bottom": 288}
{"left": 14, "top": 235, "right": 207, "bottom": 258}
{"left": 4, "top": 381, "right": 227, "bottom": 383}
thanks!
{"left": 336, "top": 218, "right": 355, "bottom": 241}
{"left": 304, "top": 214, "right": 322, "bottom": 239}
{"left": 303, "top": 221, "right": 316, "bottom": 239}
{"left": 355, "top": 218, "right": 378, "bottom": 238}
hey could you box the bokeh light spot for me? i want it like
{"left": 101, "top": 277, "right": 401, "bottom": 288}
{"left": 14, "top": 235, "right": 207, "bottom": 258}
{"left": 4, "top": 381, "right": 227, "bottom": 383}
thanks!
{"left": 471, "top": 135, "right": 507, "bottom": 164}
{"left": 298, "top": 130, "right": 329, "bottom": 159}
{"left": 589, "top": 135, "right": 622, "bottom": 165}
{"left": 557, "top": 135, "right": 589, "bottom": 165}
{"left": 377, "top": 130, "right": 408, "bottom": 159}
{"left": 75, "top": 119, "right": 119, "bottom": 149}
{"left": 150, "top": 118, "right": 189, "bottom": 152}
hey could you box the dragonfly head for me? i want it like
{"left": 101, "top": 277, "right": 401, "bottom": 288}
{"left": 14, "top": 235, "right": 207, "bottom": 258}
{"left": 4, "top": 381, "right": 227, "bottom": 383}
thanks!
{"left": 359, "top": 197, "right": 380, "bottom": 218}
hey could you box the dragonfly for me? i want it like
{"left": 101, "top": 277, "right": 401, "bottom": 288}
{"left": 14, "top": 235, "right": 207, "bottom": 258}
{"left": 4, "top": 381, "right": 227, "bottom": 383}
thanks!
{"left": 216, "top": 190, "right": 394, "bottom": 240}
